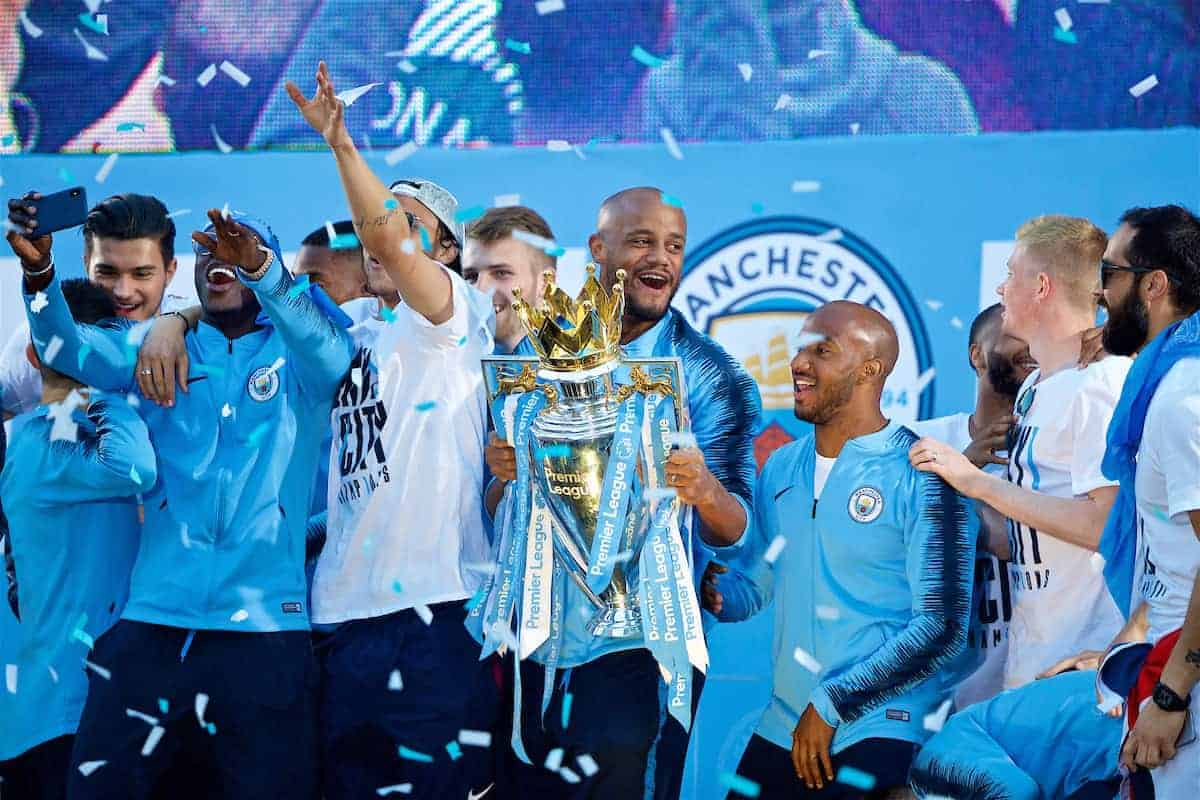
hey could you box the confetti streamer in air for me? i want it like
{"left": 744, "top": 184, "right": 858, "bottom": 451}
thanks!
{"left": 415, "top": 401, "right": 436, "bottom": 412}
{"left": 535, "top": 0, "right": 564, "bottom": 14}
{"left": 546, "top": 139, "right": 571, "bottom": 152}
{"left": 116, "top": 121, "right": 146, "bottom": 133}
{"left": 218, "top": 61, "right": 251, "bottom": 86}
{"left": 510, "top": 229, "right": 565, "bottom": 256}
{"left": 385, "top": 142, "right": 419, "bottom": 166}
{"left": 666, "top": 431, "right": 698, "bottom": 449}
{"left": 774, "top": 94, "right": 795, "bottom": 111}
{"left": 836, "top": 766, "right": 877, "bottom": 791}
{"left": 95, "top": 153, "right": 118, "bottom": 184}
{"left": 924, "top": 299, "right": 944, "bottom": 311}
{"left": 1129, "top": 74, "right": 1158, "bottom": 98}
{"left": 455, "top": 205, "right": 487, "bottom": 223}
{"left": 84, "top": 660, "right": 112, "bottom": 680}
{"left": 220, "top": 403, "right": 233, "bottom": 418}
{"left": 493, "top": 193, "right": 520, "bottom": 208}
{"left": 29, "top": 292, "right": 48, "bottom": 313}
{"left": 400, "top": 238, "right": 416, "bottom": 255}
{"left": 816, "top": 605, "right": 841, "bottom": 620}
{"left": 73, "top": 28, "right": 108, "bottom": 61}
{"left": 230, "top": 609, "right": 249, "bottom": 623}
{"left": 456, "top": 335, "right": 468, "bottom": 346}
{"left": 414, "top": 604, "right": 433, "bottom": 625}
{"left": 763, "top": 535, "right": 787, "bottom": 564}
{"left": 4, "top": 664, "right": 15, "bottom": 693}
{"left": 196, "top": 64, "right": 218, "bottom": 87}
{"left": 923, "top": 698, "right": 953, "bottom": 731}
{"left": 388, "top": 670, "right": 403, "bottom": 691}
{"left": 631, "top": 45, "right": 664, "bottom": 68}
{"left": 155, "top": 74, "right": 177, "bottom": 87}
{"left": 417, "top": 226, "right": 431, "bottom": 252}
{"left": 808, "top": 49, "right": 832, "bottom": 59}
{"left": 166, "top": 208, "right": 190, "bottom": 219}
{"left": 210, "top": 125, "right": 233, "bottom": 154}
{"left": 737, "top": 63, "right": 753, "bottom": 82}
{"left": 287, "top": 274, "right": 311, "bottom": 300}
{"left": 375, "top": 785, "right": 413, "bottom": 796}
{"left": 1053, "top": 28, "right": 1077, "bottom": 45}
{"left": 206, "top": 722, "right": 217, "bottom": 735}
{"left": 505, "top": 39, "right": 531, "bottom": 54}
{"left": 58, "top": 166, "right": 76, "bottom": 183}
{"left": 195, "top": 693, "right": 210, "bottom": 727}
{"left": 849, "top": 122, "right": 861, "bottom": 135}
{"left": 381, "top": 306, "right": 398, "bottom": 324}
{"left": 78, "top": 760, "right": 107, "bottom": 776}
{"left": 445, "top": 741, "right": 463, "bottom": 760}
{"left": 544, "top": 747, "right": 564, "bottom": 771}
{"left": 141, "top": 726, "right": 165, "bottom": 756}
{"left": 660, "top": 128, "right": 684, "bottom": 160}
{"left": 913, "top": 368, "right": 936, "bottom": 396}
{"left": 1089, "top": 552, "right": 1106, "bottom": 574}
{"left": 392, "top": 579, "right": 403, "bottom": 594}
{"left": 719, "top": 772, "right": 761, "bottom": 798}
{"left": 458, "top": 729, "right": 491, "bottom": 747}
{"left": 949, "top": 316, "right": 963, "bottom": 330}
{"left": 77, "top": 13, "right": 107, "bottom": 35}
{"left": 18, "top": 10, "right": 43, "bottom": 38}
{"left": 158, "top": 698, "right": 169, "bottom": 714}
{"left": 791, "top": 180, "right": 821, "bottom": 193}
{"left": 660, "top": 192, "right": 684, "bottom": 208}
{"left": 576, "top": 754, "right": 598, "bottom": 777}
{"left": 560, "top": 768, "right": 581, "bottom": 784}
{"left": 1054, "top": 8, "right": 1073, "bottom": 31}
{"left": 337, "top": 82, "right": 381, "bottom": 107}
{"left": 792, "top": 647, "right": 822, "bottom": 673}
{"left": 398, "top": 746, "right": 434, "bottom": 763}
{"left": 125, "top": 708, "right": 158, "bottom": 726}
{"left": 561, "top": 692, "right": 574, "bottom": 729}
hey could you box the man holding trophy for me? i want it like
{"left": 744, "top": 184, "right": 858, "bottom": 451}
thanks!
{"left": 476, "top": 187, "right": 763, "bottom": 798}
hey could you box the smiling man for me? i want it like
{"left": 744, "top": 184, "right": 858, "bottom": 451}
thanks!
{"left": 0, "top": 194, "right": 184, "bottom": 417}
{"left": 484, "top": 186, "right": 764, "bottom": 799}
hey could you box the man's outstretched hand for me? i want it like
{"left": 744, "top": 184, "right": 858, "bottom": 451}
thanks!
{"left": 6, "top": 191, "right": 52, "bottom": 270}
{"left": 285, "top": 61, "right": 353, "bottom": 150}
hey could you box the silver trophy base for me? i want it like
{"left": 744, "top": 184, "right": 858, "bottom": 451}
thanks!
{"left": 586, "top": 604, "right": 642, "bottom": 639}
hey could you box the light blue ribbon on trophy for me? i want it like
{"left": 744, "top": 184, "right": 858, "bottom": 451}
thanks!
{"left": 480, "top": 390, "right": 546, "bottom": 660}
{"left": 585, "top": 393, "right": 645, "bottom": 596}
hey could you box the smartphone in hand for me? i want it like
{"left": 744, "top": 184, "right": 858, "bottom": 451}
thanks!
{"left": 21, "top": 187, "right": 88, "bottom": 238}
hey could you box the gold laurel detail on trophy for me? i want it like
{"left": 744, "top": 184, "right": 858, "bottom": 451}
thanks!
{"left": 614, "top": 366, "right": 678, "bottom": 404}
{"left": 511, "top": 263, "right": 625, "bottom": 373}
{"left": 490, "top": 364, "right": 538, "bottom": 400}
{"left": 539, "top": 383, "right": 558, "bottom": 409}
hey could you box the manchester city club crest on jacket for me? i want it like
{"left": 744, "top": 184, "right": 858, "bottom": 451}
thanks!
{"left": 675, "top": 216, "right": 934, "bottom": 465}
{"left": 247, "top": 364, "right": 280, "bottom": 402}
{"left": 849, "top": 486, "right": 885, "bottom": 523}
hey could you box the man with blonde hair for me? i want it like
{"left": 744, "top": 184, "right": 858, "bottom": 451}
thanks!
{"left": 910, "top": 214, "right": 1130, "bottom": 688}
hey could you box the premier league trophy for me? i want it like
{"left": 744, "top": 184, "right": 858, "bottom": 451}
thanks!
{"left": 481, "top": 265, "right": 687, "bottom": 639}
{"left": 471, "top": 265, "right": 708, "bottom": 742}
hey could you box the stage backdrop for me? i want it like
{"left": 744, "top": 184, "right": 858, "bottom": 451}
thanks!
{"left": 1, "top": 127, "right": 1197, "bottom": 798}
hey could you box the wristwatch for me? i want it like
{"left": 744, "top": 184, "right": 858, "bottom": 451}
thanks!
{"left": 1152, "top": 681, "right": 1191, "bottom": 713}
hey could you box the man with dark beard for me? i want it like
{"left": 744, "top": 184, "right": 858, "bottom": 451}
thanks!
{"left": 714, "top": 301, "right": 972, "bottom": 797}
{"left": 910, "top": 303, "right": 1035, "bottom": 710}
{"left": 481, "top": 187, "right": 763, "bottom": 799}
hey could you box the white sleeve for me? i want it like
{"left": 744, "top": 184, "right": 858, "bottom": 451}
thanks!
{"left": 401, "top": 265, "right": 495, "bottom": 355}
{"left": 1069, "top": 363, "right": 1126, "bottom": 496}
{"left": 1159, "top": 388, "right": 1200, "bottom": 521}
{"left": 0, "top": 324, "right": 40, "bottom": 416}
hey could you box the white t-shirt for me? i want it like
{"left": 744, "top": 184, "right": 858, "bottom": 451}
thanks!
{"left": 813, "top": 454, "right": 835, "bottom": 499}
{"left": 912, "top": 412, "right": 1011, "bottom": 709}
{"left": 310, "top": 268, "right": 496, "bottom": 624}
{"left": 1003, "top": 357, "right": 1130, "bottom": 687}
{"left": 0, "top": 293, "right": 190, "bottom": 416}
{"left": 1135, "top": 357, "right": 1200, "bottom": 644}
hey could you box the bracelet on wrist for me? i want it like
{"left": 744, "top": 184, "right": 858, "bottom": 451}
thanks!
{"left": 21, "top": 253, "right": 54, "bottom": 277}
{"left": 1152, "top": 681, "right": 1191, "bottom": 712}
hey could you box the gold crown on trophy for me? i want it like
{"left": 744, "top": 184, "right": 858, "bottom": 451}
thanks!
{"left": 512, "top": 264, "right": 625, "bottom": 373}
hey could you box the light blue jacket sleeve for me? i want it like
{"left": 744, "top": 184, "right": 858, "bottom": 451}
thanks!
{"left": 709, "top": 452, "right": 779, "bottom": 623}
{"left": 22, "top": 273, "right": 140, "bottom": 393}
{"left": 45, "top": 395, "right": 157, "bottom": 504}
{"left": 239, "top": 255, "right": 355, "bottom": 400}
{"left": 809, "top": 469, "right": 973, "bottom": 726}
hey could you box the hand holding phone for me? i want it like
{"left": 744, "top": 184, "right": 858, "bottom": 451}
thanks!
{"left": 6, "top": 188, "right": 87, "bottom": 271}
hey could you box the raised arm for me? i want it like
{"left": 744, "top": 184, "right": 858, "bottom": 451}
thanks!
{"left": 286, "top": 62, "right": 453, "bottom": 325}
{"left": 192, "top": 210, "right": 354, "bottom": 401}
{"left": 809, "top": 470, "right": 973, "bottom": 726}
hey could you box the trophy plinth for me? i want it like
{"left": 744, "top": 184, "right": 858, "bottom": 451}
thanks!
{"left": 529, "top": 370, "right": 648, "bottom": 639}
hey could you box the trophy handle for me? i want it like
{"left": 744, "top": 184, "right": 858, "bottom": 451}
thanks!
{"left": 614, "top": 365, "right": 677, "bottom": 405}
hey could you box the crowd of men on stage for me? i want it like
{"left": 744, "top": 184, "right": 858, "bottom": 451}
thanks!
{"left": 0, "top": 63, "right": 1197, "bottom": 800}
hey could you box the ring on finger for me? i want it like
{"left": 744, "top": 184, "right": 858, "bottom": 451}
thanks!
{"left": 140, "top": 368, "right": 153, "bottom": 376}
